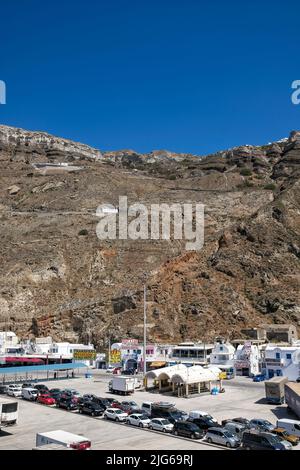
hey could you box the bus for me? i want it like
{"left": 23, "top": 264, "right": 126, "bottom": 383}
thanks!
{"left": 0, "top": 397, "right": 19, "bottom": 429}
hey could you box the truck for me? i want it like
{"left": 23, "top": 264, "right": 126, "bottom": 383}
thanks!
{"left": 109, "top": 376, "right": 135, "bottom": 395}
{"left": 264, "top": 376, "right": 288, "bottom": 404}
{"left": 284, "top": 382, "right": 300, "bottom": 419}
{"left": 0, "top": 397, "right": 19, "bottom": 430}
{"left": 35, "top": 430, "right": 91, "bottom": 450}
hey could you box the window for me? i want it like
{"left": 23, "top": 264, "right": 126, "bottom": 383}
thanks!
{"left": 220, "top": 346, "right": 223, "bottom": 351}
{"left": 286, "top": 353, "right": 292, "bottom": 359}
{"left": 275, "top": 352, "right": 280, "bottom": 359}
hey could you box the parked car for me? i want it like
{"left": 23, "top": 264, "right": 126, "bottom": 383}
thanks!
{"left": 78, "top": 401, "right": 104, "bottom": 417}
{"left": 49, "top": 388, "right": 62, "bottom": 400}
{"left": 106, "top": 398, "right": 121, "bottom": 406}
{"left": 22, "top": 387, "right": 38, "bottom": 401}
{"left": 92, "top": 397, "right": 113, "bottom": 409}
{"left": 119, "top": 400, "right": 140, "bottom": 414}
{"left": 151, "top": 406, "right": 188, "bottom": 424}
{"left": 56, "top": 396, "right": 78, "bottom": 411}
{"left": 242, "top": 430, "right": 291, "bottom": 450}
{"left": 61, "top": 389, "right": 81, "bottom": 401}
{"left": 7, "top": 384, "right": 22, "bottom": 397}
{"left": 188, "top": 416, "right": 220, "bottom": 432}
{"left": 173, "top": 421, "right": 204, "bottom": 440}
{"left": 22, "top": 382, "right": 33, "bottom": 389}
{"left": 121, "top": 368, "right": 135, "bottom": 375}
{"left": 206, "top": 427, "right": 241, "bottom": 448}
{"left": 189, "top": 410, "right": 213, "bottom": 419}
{"left": 106, "top": 365, "right": 115, "bottom": 373}
{"left": 34, "top": 384, "right": 49, "bottom": 393}
{"left": 126, "top": 413, "right": 151, "bottom": 428}
{"left": 249, "top": 418, "right": 275, "bottom": 432}
{"left": 37, "top": 394, "right": 56, "bottom": 406}
{"left": 0, "top": 385, "right": 8, "bottom": 394}
{"left": 113, "top": 367, "right": 122, "bottom": 375}
{"left": 149, "top": 418, "right": 174, "bottom": 433}
{"left": 223, "top": 421, "right": 247, "bottom": 438}
{"left": 272, "top": 427, "right": 300, "bottom": 446}
{"left": 104, "top": 407, "right": 128, "bottom": 422}
{"left": 226, "top": 417, "right": 251, "bottom": 429}
{"left": 253, "top": 374, "right": 266, "bottom": 382}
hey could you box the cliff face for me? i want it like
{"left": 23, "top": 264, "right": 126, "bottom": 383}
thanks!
{"left": 0, "top": 124, "right": 299, "bottom": 347}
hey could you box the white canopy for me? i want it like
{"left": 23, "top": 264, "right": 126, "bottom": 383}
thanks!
{"left": 146, "top": 364, "right": 220, "bottom": 385}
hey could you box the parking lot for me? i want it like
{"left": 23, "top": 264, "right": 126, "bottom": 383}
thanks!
{"left": 0, "top": 372, "right": 299, "bottom": 450}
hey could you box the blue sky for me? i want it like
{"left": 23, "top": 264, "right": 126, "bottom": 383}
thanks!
{"left": 0, "top": 0, "right": 299, "bottom": 154}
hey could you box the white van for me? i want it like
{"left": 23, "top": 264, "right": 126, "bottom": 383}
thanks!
{"left": 22, "top": 388, "right": 38, "bottom": 401}
{"left": 277, "top": 419, "right": 300, "bottom": 437}
{"left": 141, "top": 401, "right": 153, "bottom": 416}
{"left": 189, "top": 410, "right": 211, "bottom": 419}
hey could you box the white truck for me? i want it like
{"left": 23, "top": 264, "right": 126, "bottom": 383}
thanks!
{"left": 35, "top": 430, "right": 91, "bottom": 450}
{"left": 109, "top": 376, "right": 135, "bottom": 395}
{"left": 0, "top": 397, "right": 19, "bottom": 430}
{"left": 284, "top": 382, "right": 300, "bottom": 418}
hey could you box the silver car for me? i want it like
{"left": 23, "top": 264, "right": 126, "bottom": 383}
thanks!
{"left": 206, "top": 427, "right": 241, "bottom": 448}
{"left": 223, "top": 421, "right": 247, "bottom": 438}
{"left": 149, "top": 418, "right": 174, "bottom": 433}
{"left": 126, "top": 413, "right": 151, "bottom": 428}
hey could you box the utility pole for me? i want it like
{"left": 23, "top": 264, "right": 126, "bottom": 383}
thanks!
{"left": 143, "top": 283, "right": 147, "bottom": 379}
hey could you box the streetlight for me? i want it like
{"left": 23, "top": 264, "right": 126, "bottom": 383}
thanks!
{"left": 143, "top": 282, "right": 147, "bottom": 380}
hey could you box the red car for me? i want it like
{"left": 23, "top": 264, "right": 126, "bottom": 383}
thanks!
{"left": 38, "top": 393, "right": 56, "bottom": 406}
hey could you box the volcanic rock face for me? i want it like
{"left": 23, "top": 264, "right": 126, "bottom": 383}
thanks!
{"left": 0, "top": 124, "right": 299, "bottom": 347}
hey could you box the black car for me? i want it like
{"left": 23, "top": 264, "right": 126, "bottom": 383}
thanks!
{"left": 121, "top": 368, "right": 135, "bottom": 375}
{"left": 242, "top": 430, "right": 288, "bottom": 450}
{"left": 229, "top": 417, "right": 251, "bottom": 429}
{"left": 49, "top": 388, "right": 62, "bottom": 400}
{"left": 188, "top": 416, "right": 220, "bottom": 432}
{"left": 0, "top": 385, "right": 8, "bottom": 394}
{"left": 88, "top": 396, "right": 112, "bottom": 409}
{"left": 34, "top": 384, "right": 49, "bottom": 393}
{"left": 173, "top": 421, "right": 204, "bottom": 439}
{"left": 79, "top": 401, "right": 105, "bottom": 417}
{"left": 56, "top": 396, "right": 78, "bottom": 411}
{"left": 22, "top": 382, "right": 33, "bottom": 389}
{"left": 151, "top": 407, "right": 186, "bottom": 424}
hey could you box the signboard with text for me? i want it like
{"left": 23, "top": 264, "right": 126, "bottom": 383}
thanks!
{"left": 73, "top": 349, "right": 96, "bottom": 361}
{"left": 121, "top": 339, "right": 139, "bottom": 349}
{"left": 110, "top": 349, "right": 121, "bottom": 364}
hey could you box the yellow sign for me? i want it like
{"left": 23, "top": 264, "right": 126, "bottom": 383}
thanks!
{"left": 110, "top": 349, "right": 121, "bottom": 364}
{"left": 73, "top": 349, "right": 96, "bottom": 360}
{"left": 219, "top": 372, "right": 227, "bottom": 380}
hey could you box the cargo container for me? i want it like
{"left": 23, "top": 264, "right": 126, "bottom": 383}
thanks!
{"left": 109, "top": 377, "right": 135, "bottom": 395}
{"left": 264, "top": 376, "right": 288, "bottom": 404}
{"left": 0, "top": 397, "right": 18, "bottom": 430}
{"left": 284, "top": 382, "right": 300, "bottom": 419}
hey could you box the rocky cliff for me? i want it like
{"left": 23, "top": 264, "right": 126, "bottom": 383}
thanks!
{"left": 0, "top": 124, "right": 299, "bottom": 347}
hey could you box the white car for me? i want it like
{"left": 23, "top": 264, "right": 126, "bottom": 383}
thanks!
{"left": 126, "top": 413, "right": 151, "bottom": 428}
{"left": 189, "top": 410, "right": 212, "bottom": 419}
{"left": 7, "top": 384, "right": 22, "bottom": 397}
{"left": 104, "top": 407, "right": 128, "bottom": 422}
{"left": 149, "top": 418, "right": 174, "bottom": 433}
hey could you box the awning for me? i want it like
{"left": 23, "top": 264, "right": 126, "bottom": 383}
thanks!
{"left": 150, "top": 361, "right": 166, "bottom": 368}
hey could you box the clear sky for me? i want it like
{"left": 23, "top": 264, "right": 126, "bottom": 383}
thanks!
{"left": 0, "top": 0, "right": 299, "bottom": 154}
